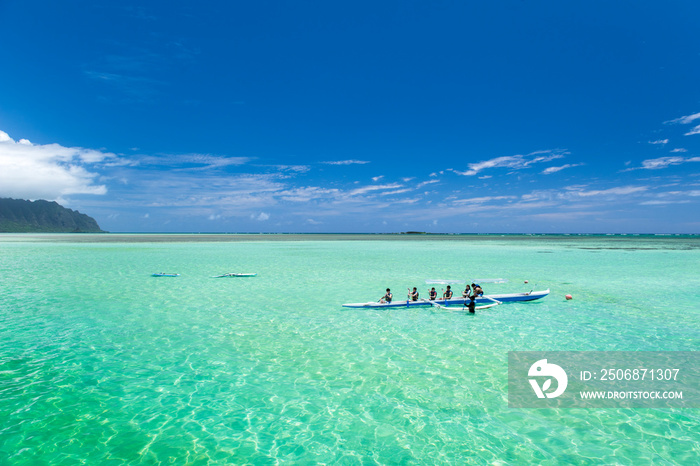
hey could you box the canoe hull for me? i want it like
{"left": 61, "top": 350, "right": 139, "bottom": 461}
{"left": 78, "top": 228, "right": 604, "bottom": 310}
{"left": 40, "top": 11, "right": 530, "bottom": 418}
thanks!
{"left": 342, "top": 289, "right": 549, "bottom": 308}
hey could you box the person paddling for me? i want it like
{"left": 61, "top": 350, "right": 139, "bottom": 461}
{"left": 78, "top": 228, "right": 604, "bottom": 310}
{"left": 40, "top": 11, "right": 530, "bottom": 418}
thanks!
{"left": 429, "top": 287, "right": 437, "bottom": 300}
{"left": 380, "top": 288, "right": 392, "bottom": 303}
{"left": 408, "top": 287, "right": 419, "bottom": 301}
{"left": 443, "top": 285, "right": 453, "bottom": 299}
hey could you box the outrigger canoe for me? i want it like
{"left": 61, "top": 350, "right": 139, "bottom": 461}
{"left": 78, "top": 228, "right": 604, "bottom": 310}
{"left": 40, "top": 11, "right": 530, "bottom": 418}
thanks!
{"left": 342, "top": 289, "right": 549, "bottom": 308}
{"left": 212, "top": 273, "right": 257, "bottom": 278}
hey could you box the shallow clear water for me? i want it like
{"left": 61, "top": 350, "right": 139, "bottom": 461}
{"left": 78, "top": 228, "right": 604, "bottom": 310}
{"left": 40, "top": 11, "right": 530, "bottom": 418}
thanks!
{"left": 0, "top": 235, "right": 698, "bottom": 464}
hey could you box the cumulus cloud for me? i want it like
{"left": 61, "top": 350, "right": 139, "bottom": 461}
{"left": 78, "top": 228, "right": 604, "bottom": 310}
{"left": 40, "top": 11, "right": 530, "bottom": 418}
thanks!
{"left": 251, "top": 212, "right": 270, "bottom": 221}
{"left": 0, "top": 130, "right": 112, "bottom": 200}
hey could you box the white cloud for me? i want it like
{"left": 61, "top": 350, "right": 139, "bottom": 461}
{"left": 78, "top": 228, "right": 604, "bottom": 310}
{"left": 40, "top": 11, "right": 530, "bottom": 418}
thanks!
{"left": 348, "top": 183, "right": 403, "bottom": 196}
{"left": 666, "top": 112, "right": 700, "bottom": 136}
{"left": 648, "top": 139, "right": 669, "bottom": 145}
{"left": 519, "top": 185, "right": 649, "bottom": 203}
{"left": 139, "top": 153, "right": 250, "bottom": 170}
{"left": 542, "top": 163, "right": 583, "bottom": 175}
{"left": 271, "top": 164, "right": 311, "bottom": 173}
{"left": 640, "top": 200, "right": 690, "bottom": 206}
{"left": 670, "top": 148, "right": 687, "bottom": 153}
{"left": 453, "top": 150, "right": 567, "bottom": 176}
{"left": 639, "top": 189, "right": 700, "bottom": 205}
{"left": 321, "top": 160, "right": 370, "bottom": 165}
{"left": 185, "top": 154, "right": 249, "bottom": 169}
{"left": 666, "top": 112, "right": 700, "bottom": 125}
{"left": 0, "top": 130, "right": 112, "bottom": 200}
{"left": 639, "top": 156, "right": 700, "bottom": 170}
{"left": 379, "top": 188, "right": 412, "bottom": 196}
{"left": 372, "top": 175, "right": 384, "bottom": 182}
{"left": 277, "top": 186, "right": 340, "bottom": 202}
{"left": 566, "top": 185, "right": 648, "bottom": 198}
{"left": 685, "top": 125, "right": 700, "bottom": 136}
{"left": 452, "top": 195, "right": 515, "bottom": 205}
{"left": 251, "top": 212, "right": 270, "bottom": 221}
{"left": 416, "top": 179, "right": 439, "bottom": 189}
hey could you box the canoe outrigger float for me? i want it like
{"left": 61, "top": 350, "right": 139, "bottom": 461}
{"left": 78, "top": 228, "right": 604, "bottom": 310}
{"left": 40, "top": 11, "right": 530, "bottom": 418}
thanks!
{"left": 342, "top": 289, "right": 549, "bottom": 309}
{"left": 152, "top": 273, "right": 180, "bottom": 277}
{"left": 212, "top": 273, "right": 257, "bottom": 278}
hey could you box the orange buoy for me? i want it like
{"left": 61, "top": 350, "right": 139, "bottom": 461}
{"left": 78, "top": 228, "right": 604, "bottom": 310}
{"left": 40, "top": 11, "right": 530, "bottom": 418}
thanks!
{"left": 565, "top": 294, "right": 573, "bottom": 300}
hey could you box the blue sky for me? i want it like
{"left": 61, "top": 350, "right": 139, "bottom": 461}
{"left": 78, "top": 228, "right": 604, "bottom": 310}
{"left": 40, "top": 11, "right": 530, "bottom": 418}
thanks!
{"left": 1, "top": 1, "right": 699, "bottom": 233}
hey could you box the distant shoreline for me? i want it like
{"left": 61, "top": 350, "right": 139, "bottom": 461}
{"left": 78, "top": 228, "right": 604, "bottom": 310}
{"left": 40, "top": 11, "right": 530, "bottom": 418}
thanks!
{"left": 1, "top": 232, "right": 698, "bottom": 243}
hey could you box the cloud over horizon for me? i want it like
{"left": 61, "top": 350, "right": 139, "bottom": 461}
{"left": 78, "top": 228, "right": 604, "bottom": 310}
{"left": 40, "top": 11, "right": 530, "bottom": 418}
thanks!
{"left": 2, "top": 125, "right": 698, "bottom": 233}
{"left": 0, "top": 130, "right": 112, "bottom": 201}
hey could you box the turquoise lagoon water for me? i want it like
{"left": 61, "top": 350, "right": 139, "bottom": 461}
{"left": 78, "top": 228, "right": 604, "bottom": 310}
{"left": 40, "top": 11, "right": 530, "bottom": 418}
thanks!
{"left": 0, "top": 234, "right": 698, "bottom": 464}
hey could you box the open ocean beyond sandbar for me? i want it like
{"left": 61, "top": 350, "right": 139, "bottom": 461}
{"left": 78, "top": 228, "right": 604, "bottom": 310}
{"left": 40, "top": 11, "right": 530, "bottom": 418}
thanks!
{"left": 0, "top": 234, "right": 698, "bottom": 464}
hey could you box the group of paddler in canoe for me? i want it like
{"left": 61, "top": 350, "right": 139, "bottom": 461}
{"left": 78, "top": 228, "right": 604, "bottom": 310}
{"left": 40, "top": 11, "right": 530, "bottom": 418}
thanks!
{"left": 379, "top": 282, "right": 486, "bottom": 313}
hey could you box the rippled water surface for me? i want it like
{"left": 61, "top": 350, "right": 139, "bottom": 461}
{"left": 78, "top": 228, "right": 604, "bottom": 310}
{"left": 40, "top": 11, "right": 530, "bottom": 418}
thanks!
{"left": 1, "top": 234, "right": 698, "bottom": 464}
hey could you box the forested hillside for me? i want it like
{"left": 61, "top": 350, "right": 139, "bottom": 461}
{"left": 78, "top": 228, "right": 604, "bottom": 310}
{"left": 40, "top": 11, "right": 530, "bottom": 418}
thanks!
{"left": 0, "top": 198, "right": 104, "bottom": 232}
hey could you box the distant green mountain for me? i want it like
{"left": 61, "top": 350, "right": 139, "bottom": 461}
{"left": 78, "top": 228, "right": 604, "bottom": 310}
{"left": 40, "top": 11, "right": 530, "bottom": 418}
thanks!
{"left": 0, "top": 198, "right": 105, "bottom": 233}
